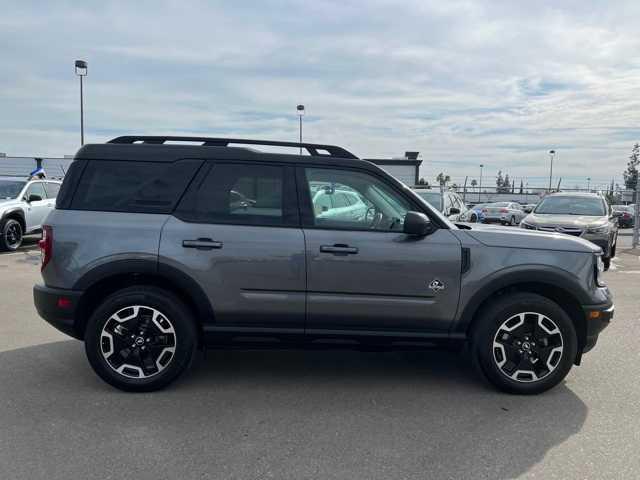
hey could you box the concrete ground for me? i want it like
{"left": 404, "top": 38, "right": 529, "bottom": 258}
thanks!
{"left": 1, "top": 235, "right": 639, "bottom": 479}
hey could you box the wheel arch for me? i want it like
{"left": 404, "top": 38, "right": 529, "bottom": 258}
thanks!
{"left": 458, "top": 271, "right": 588, "bottom": 360}
{"left": 73, "top": 260, "right": 214, "bottom": 341}
{"left": 1, "top": 207, "right": 26, "bottom": 231}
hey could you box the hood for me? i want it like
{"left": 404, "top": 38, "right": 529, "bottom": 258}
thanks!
{"left": 524, "top": 213, "right": 607, "bottom": 228}
{"left": 457, "top": 223, "right": 600, "bottom": 253}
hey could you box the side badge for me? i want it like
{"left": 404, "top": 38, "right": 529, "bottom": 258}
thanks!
{"left": 429, "top": 279, "right": 445, "bottom": 292}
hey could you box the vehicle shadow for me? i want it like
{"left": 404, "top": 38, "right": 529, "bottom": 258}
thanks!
{"left": 0, "top": 341, "right": 587, "bottom": 480}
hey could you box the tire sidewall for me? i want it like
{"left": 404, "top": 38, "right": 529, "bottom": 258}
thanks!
{"left": 85, "top": 287, "right": 196, "bottom": 392}
{"left": 473, "top": 293, "right": 578, "bottom": 394}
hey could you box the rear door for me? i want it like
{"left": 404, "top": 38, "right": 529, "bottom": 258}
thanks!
{"left": 299, "top": 166, "right": 462, "bottom": 334}
{"left": 160, "top": 161, "right": 306, "bottom": 331}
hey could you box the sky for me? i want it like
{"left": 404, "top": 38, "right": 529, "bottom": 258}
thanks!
{"left": 1, "top": 0, "right": 639, "bottom": 189}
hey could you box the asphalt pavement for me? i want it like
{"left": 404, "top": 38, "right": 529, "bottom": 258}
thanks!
{"left": 0, "top": 235, "right": 639, "bottom": 479}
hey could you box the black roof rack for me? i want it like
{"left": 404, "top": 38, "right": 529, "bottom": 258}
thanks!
{"left": 108, "top": 136, "right": 358, "bottom": 159}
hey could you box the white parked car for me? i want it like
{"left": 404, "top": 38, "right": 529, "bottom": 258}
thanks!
{"left": 481, "top": 202, "right": 526, "bottom": 225}
{"left": 0, "top": 177, "right": 62, "bottom": 251}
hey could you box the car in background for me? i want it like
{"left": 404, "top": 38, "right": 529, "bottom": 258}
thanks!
{"left": 413, "top": 189, "right": 470, "bottom": 221}
{"left": 481, "top": 202, "right": 526, "bottom": 225}
{"left": 0, "top": 177, "right": 62, "bottom": 251}
{"left": 312, "top": 184, "right": 369, "bottom": 222}
{"left": 521, "top": 192, "right": 618, "bottom": 270}
{"left": 612, "top": 205, "right": 635, "bottom": 228}
{"left": 462, "top": 203, "right": 488, "bottom": 223}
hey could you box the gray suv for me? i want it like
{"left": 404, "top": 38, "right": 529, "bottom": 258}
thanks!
{"left": 521, "top": 192, "right": 618, "bottom": 270}
{"left": 34, "top": 136, "right": 613, "bottom": 394}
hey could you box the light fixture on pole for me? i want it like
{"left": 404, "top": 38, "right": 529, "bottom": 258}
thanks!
{"left": 478, "top": 164, "right": 484, "bottom": 202}
{"left": 75, "top": 60, "right": 88, "bottom": 145}
{"left": 548, "top": 150, "right": 556, "bottom": 192}
{"left": 296, "top": 104, "right": 305, "bottom": 155}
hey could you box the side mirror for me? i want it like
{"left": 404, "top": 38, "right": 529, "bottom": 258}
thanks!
{"left": 449, "top": 207, "right": 461, "bottom": 215}
{"left": 27, "top": 194, "right": 43, "bottom": 203}
{"left": 404, "top": 211, "right": 435, "bottom": 236}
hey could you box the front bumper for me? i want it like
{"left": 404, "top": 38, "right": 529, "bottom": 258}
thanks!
{"left": 580, "top": 301, "right": 614, "bottom": 353}
{"left": 33, "top": 284, "right": 84, "bottom": 339}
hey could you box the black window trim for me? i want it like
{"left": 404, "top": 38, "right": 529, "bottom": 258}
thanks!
{"left": 295, "top": 164, "right": 444, "bottom": 233}
{"left": 173, "top": 160, "right": 301, "bottom": 228}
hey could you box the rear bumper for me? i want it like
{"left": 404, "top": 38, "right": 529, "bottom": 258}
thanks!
{"left": 33, "top": 284, "right": 84, "bottom": 340}
{"left": 580, "top": 301, "right": 614, "bottom": 353}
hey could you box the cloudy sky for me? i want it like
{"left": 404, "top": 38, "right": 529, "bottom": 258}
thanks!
{"left": 1, "top": 0, "right": 639, "bottom": 188}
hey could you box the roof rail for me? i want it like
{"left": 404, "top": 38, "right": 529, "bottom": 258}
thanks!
{"left": 107, "top": 136, "right": 358, "bottom": 159}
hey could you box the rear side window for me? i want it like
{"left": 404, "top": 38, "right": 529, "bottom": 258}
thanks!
{"left": 70, "top": 159, "right": 202, "bottom": 213}
{"left": 176, "top": 162, "right": 298, "bottom": 226}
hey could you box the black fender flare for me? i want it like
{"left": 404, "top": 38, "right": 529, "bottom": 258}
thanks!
{"left": 453, "top": 265, "right": 590, "bottom": 334}
{"left": 0, "top": 207, "right": 26, "bottom": 229}
{"left": 73, "top": 258, "right": 214, "bottom": 324}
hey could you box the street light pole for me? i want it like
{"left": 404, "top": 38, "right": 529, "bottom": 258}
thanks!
{"left": 587, "top": 177, "right": 591, "bottom": 192}
{"left": 296, "top": 104, "right": 305, "bottom": 155}
{"left": 75, "top": 60, "right": 88, "bottom": 145}
{"left": 478, "top": 164, "right": 484, "bottom": 202}
{"left": 548, "top": 150, "right": 555, "bottom": 192}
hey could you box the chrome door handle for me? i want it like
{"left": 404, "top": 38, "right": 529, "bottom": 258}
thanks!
{"left": 182, "top": 239, "right": 223, "bottom": 250}
{"left": 320, "top": 244, "right": 358, "bottom": 254}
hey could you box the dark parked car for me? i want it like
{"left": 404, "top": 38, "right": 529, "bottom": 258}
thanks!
{"left": 34, "top": 136, "right": 612, "bottom": 394}
{"left": 612, "top": 205, "right": 635, "bottom": 228}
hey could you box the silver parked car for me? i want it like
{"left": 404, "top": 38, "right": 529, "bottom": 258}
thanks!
{"left": 521, "top": 192, "right": 618, "bottom": 270}
{"left": 481, "top": 202, "right": 526, "bottom": 225}
{"left": 0, "top": 177, "right": 62, "bottom": 251}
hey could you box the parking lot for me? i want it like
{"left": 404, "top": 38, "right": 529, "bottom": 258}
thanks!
{"left": 0, "top": 234, "right": 636, "bottom": 479}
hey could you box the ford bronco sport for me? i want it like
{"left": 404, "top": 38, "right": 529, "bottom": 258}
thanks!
{"left": 33, "top": 136, "right": 613, "bottom": 394}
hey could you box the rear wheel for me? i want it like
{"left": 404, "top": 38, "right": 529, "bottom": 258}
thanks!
{"left": 84, "top": 286, "right": 197, "bottom": 392}
{"left": 470, "top": 213, "right": 478, "bottom": 223}
{"left": 471, "top": 293, "right": 577, "bottom": 394}
{"left": 0, "top": 218, "right": 23, "bottom": 251}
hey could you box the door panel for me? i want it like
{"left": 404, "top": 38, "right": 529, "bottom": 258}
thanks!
{"left": 23, "top": 182, "right": 49, "bottom": 231}
{"left": 159, "top": 218, "right": 306, "bottom": 329}
{"left": 304, "top": 228, "right": 461, "bottom": 332}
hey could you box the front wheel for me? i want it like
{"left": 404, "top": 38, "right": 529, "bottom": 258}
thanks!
{"left": 471, "top": 293, "right": 577, "bottom": 394}
{"left": 84, "top": 286, "right": 197, "bottom": 392}
{"left": 0, "top": 218, "right": 23, "bottom": 251}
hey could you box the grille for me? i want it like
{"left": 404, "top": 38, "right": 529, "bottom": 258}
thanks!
{"left": 538, "top": 226, "right": 583, "bottom": 236}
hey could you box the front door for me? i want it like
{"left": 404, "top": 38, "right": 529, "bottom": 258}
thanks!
{"left": 299, "top": 167, "right": 462, "bottom": 333}
{"left": 23, "top": 182, "right": 50, "bottom": 231}
{"left": 159, "top": 162, "right": 306, "bottom": 331}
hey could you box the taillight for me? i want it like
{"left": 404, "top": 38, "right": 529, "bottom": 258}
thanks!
{"left": 39, "top": 225, "right": 52, "bottom": 271}
{"left": 500, "top": 208, "right": 508, "bottom": 213}
{"left": 623, "top": 213, "right": 630, "bottom": 219}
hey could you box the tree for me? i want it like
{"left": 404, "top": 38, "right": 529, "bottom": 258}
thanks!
{"left": 496, "top": 171, "right": 511, "bottom": 193}
{"left": 417, "top": 178, "right": 430, "bottom": 187}
{"left": 623, "top": 143, "right": 639, "bottom": 192}
{"left": 436, "top": 172, "right": 451, "bottom": 187}
{"left": 519, "top": 179, "right": 524, "bottom": 194}
{"left": 470, "top": 179, "right": 478, "bottom": 188}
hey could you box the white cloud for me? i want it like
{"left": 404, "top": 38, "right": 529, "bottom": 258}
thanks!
{"left": 0, "top": 0, "right": 639, "bottom": 189}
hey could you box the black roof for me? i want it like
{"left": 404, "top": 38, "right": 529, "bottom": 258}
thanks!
{"left": 75, "top": 135, "right": 382, "bottom": 172}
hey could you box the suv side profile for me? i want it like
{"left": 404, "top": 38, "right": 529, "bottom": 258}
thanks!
{"left": 34, "top": 136, "right": 613, "bottom": 394}
{"left": 0, "top": 177, "right": 62, "bottom": 251}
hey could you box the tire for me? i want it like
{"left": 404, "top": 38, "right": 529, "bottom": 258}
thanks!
{"left": 0, "top": 218, "right": 23, "bottom": 251}
{"left": 602, "top": 256, "right": 611, "bottom": 271}
{"left": 84, "top": 286, "right": 197, "bottom": 392}
{"left": 470, "top": 214, "right": 478, "bottom": 223}
{"left": 510, "top": 216, "right": 516, "bottom": 226}
{"left": 471, "top": 292, "right": 577, "bottom": 395}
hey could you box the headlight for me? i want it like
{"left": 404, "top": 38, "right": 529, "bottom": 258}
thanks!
{"left": 595, "top": 255, "right": 606, "bottom": 287}
{"left": 586, "top": 225, "right": 609, "bottom": 234}
{"left": 520, "top": 221, "right": 536, "bottom": 230}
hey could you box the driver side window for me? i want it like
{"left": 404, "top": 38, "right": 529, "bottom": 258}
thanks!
{"left": 304, "top": 168, "right": 412, "bottom": 231}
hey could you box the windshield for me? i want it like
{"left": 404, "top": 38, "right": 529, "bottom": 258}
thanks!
{"left": 415, "top": 191, "right": 443, "bottom": 210}
{"left": 0, "top": 180, "right": 26, "bottom": 200}
{"left": 534, "top": 196, "right": 606, "bottom": 216}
